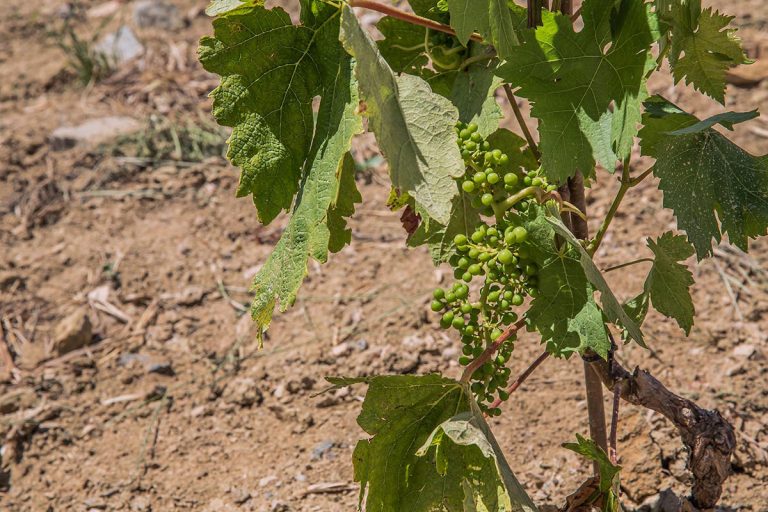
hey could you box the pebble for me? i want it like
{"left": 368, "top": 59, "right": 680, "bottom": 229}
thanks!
{"left": 50, "top": 117, "right": 141, "bottom": 150}
{"left": 133, "top": 0, "right": 183, "bottom": 30}
{"left": 53, "top": 309, "right": 93, "bottom": 355}
{"left": 733, "top": 344, "right": 757, "bottom": 358}
{"left": 96, "top": 26, "right": 144, "bottom": 65}
{"left": 224, "top": 377, "right": 263, "bottom": 407}
{"left": 259, "top": 475, "right": 279, "bottom": 488}
{"left": 311, "top": 440, "right": 336, "bottom": 461}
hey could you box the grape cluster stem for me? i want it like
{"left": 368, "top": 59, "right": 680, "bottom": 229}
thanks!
{"left": 460, "top": 318, "right": 526, "bottom": 383}
{"left": 486, "top": 350, "right": 549, "bottom": 411}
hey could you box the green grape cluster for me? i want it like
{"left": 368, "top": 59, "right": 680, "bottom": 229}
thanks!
{"left": 456, "top": 122, "right": 557, "bottom": 218}
{"left": 430, "top": 122, "right": 554, "bottom": 414}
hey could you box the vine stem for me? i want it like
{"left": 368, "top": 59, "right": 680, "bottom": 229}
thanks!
{"left": 486, "top": 350, "right": 549, "bottom": 411}
{"left": 609, "top": 383, "right": 621, "bottom": 466}
{"left": 502, "top": 85, "right": 540, "bottom": 162}
{"left": 347, "top": 0, "right": 483, "bottom": 42}
{"left": 603, "top": 257, "right": 654, "bottom": 273}
{"left": 460, "top": 319, "right": 526, "bottom": 383}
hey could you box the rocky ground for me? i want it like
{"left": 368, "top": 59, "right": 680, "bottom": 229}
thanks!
{"left": 1, "top": 0, "right": 767, "bottom": 511}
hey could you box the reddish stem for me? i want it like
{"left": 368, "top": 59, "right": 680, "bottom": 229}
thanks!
{"left": 348, "top": 0, "right": 483, "bottom": 42}
{"left": 487, "top": 350, "right": 549, "bottom": 410}
{"left": 609, "top": 382, "right": 621, "bottom": 465}
{"left": 460, "top": 319, "right": 526, "bottom": 383}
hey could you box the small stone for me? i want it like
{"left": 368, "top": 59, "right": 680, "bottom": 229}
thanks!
{"left": 270, "top": 501, "right": 290, "bottom": 512}
{"left": 189, "top": 405, "right": 209, "bottom": 418}
{"left": 311, "top": 440, "right": 336, "bottom": 461}
{"left": 147, "top": 360, "right": 174, "bottom": 377}
{"left": 53, "top": 309, "right": 93, "bottom": 355}
{"left": 259, "top": 475, "right": 279, "bottom": 488}
{"left": 96, "top": 26, "right": 144, "bottom": 65}
{"left": 732, "top": 344, "right": 756, "bottom": 358}
{"left": 174, "top": 286, "right": 206, "bottom": 306}
{"left": 130, "top": 496, "right": 151, "bottom": 511}
{"left": 229, "top": 487, "right": 251, "bottom": 505}
{"left": 224, "top": 378, "right": 263, "bottom": 407}
{"left": 330, "top": 342, "right": 352, "bottom": 358}
{"left": 355, "top": 339, "right": 369, "bottom": 351}
{"left": 133, "top": 0, "right": 183, "bottom": 30}
{"left": 50, "top": 117, "right": 141, "bottom": 150}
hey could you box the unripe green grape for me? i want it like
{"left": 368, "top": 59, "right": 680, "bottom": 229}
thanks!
{"left": 498, "top": 249, "right": 514, "bottom": 264}
{"left": 468, "top": 263, "right": 482, "bottom": 276}
{"left": 512, "top": 226, "right": 528, "bottom": 243}
{"left": 460, "top": 303, "right": 472, "bottom": 314}
{"left": 517, "top": 246, "right": 530, "bottom": 259}
{"left": 456, "top": 285, "right": 469, "bottom": 299}
{"left": 431, "top": 300, "right": 443, "bottom": 312}
{"left": 512, "top": 294, "right": 524, "bottom": 306}
{"left": 504, "top": 232, "right": 516, "bottom": 245}
{"left": 524, "top": 263, "right": 538, "bottom": 276}
{"left": 532, "top": 177, "right": 543, "bottom": 187}
{"left": 461, "top": 180, "right": 475, "bottom": 193}
{"left": 487, "top": 381, "right": 498, "bottom": 393}
{"left": 478, "top": 252, "right": 491, "bottom": 262}
{"left": 462, "top": 272, "right": 472, "bottom": 282}
{"left": 472, "top": 345, "right": 484, "bottom": 357}
{"left": 482, "top": 141, "right": 490, "bottom": 150}
{"left": 445, "top": 292, "right": 456, "bottom": 302}
{"left": 503, "top": 290, "right": 514, "bottom": 301}
{"left": 547, "top": 184, "right": 557, "bottom": 192}
{"left": 488, "top": 291, "right": 500, "bottom": 303}
{"left": 451, "top": 316, "right": 465, "bottom": 329}
{"left": 499, "top": 154, "right": 509, "bottom": 165}
{"left": 500, "top": 299, "right": 510, "bottom": 309}
{"left": 470, "top": 196, "right": 483, "bottom": 209}
{"left": 482, "top": 362, "right": 494, "bottom": 375}
{"left": 490, "top": 328, "right": 503, "bottom": 340}
{"left": 442, "top": 311, "right": 454, "bottom": 323}
{"left": 487, "top": 172, "right": 500, "bottom": 184}
{"left": 433, "top": 288, "right": 445, "bottom": 300}
{"left": 463, "top": 324, "right": 475, "bottom": 336}
{"left": 468, "top": 248, "right": 480, "bottom": 260}
{"left": 459, "top": 129, "right": 471, "bottom": 139}
{"left": 457, "top": 244, "right": 469, "bottom": 253}
{"left": 471, "top": 382, "right": 484, "bottom": 394}
{"left": 462, "top": 345, "right": 474, "bottom": 356}
{"left": 457, "top": 257, "right": 469, "bottom": 270}
{"left": 498, "top": 390, "right": 510, "bottom": 401}
{"left": 523, "top": 175, "right": 532, "bottom": 186}
{"left": 459, "top": 355, "right": 472, "bottom": 366}
{"left": 486, "top": 227, "right": 498, "bottom": 237}
{"left": 481, "top": 193, "right": 494, "bottom": 206}
{"left": 467, "top": 123, "right": 478, "bottom": 133}
{"left": 488, "top": 236, "right": 499, "bottom": 245}
{"left": 440, "top": 317, "right": 451, "bottom": 329}
{"left": 502, "top": 312, "right": 518, "bottom": 324}
{"left": 461, "top": 150, "right": 471, "bottom": 159}
{"left": 464, "top": 141, "right": 477, "bottom": 151}
{"left": 470, "top": 132, "right": 482, "bottom": 142}
{"left": 454, "top": 234, "right": 468, "bottom": 246}
{"left": 491, "top": 149, "right": 502, "bottom": 161}
{"left": 528, "top": 287, "right": 539, "bottom": 297}
{"left": 504, "top": 173, "right": 519, "bottom": 186}
{"left": 473, "top": 171, "right": 486, "bottom": 184}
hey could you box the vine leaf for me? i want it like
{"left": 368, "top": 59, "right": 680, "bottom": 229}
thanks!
{"left": 202, "top": 4, "right": 365, "bottom": 338}
{"left": 562, "top": 434, "right": 621, "bottom": 511}
{"left": 446, "top": 0, "right": 521, "bottom": 57}
{"left": 341, "top": 6, "right": 465, "bottom": 225}
{"left": 199, "top": 4, "right": 345, "bottom": 224}
{"left": 639, "top": 96, "right": 768, "bottom": 259}
{"left": 647, "top": 233, "right": 696, "bottom": 334}
{"left": 657, "top": 0, "right": 750, "bottom": 104}
{"left": 542, "top": 205, "right": 646, "bottom": 348}
{"left": 333, "top": 374, "right": 537, "bottom": 512}
{"left": 522, "top": 204, "right": 610, "bottom": 359}
{"left": 496, "top": 0, "right": 659, "bottom": 182}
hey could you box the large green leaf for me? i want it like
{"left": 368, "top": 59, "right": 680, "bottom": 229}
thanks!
{"left": 341, "top": 6, "right": 465, "bottom": 225}
{"left": 496, "top": 0, "right": 659, "bottom": 182}
{"left": 657, "top": 0, "right": 749, "bottom": 104}
{"left": 339, "top": 375, "right": 537, "bottom": 512}
{"left": 203, "top": 4, "right": 365, "bottom": 336}
{"left": 639, "top": 96, "right": 768, "bottom": 259}
{"left": 646, "top": 233, "right": 696, "bottom": 334}
{"left": 521, "top": 204, "right": 610, "bottom": 358}
{"left": 199, "top": 5, "right": 345, "bottom": 224}
{"left": 409, "top": 189, "right": 482, "bottom": 263}
{"left": 542, "top": 205, "right": 646, "bottom": 348}
{"left": 447, "top": 0, "right": 520, "bottom": 58}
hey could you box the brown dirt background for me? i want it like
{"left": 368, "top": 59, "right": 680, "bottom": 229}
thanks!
{"left": 1, "top": 0, "right": 767, "bottom": 510}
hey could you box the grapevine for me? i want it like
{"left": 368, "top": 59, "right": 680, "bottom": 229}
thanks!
{"left": 199, "top": 0, "right": 761, "bottom": 509}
